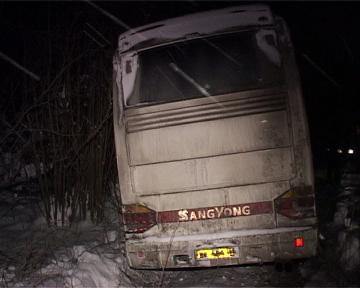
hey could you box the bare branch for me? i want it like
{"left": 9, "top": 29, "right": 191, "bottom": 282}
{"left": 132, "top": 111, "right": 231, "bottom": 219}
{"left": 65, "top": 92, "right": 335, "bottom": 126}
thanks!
{"left": 0, "top": 51, "right": 89, "bottom": 146}
{"left": 69, "top": 104, "right": 113, "bottom": 163}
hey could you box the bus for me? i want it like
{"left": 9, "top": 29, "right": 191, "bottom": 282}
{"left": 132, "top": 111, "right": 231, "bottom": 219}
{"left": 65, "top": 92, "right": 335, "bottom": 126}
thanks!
{"left": 113, "top": 4, "right": 318, "bottom": 269}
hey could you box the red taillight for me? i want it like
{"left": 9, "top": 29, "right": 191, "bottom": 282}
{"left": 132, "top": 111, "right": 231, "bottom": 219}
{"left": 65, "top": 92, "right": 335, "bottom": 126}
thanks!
{"left": 294, "top": 237, "right": 304, "bottom": 248}
{"left": 275, "top": 186, "right": 315, "bottom": 219}
{"left": 123, "top": 204, "right": 156, "bottom": 233}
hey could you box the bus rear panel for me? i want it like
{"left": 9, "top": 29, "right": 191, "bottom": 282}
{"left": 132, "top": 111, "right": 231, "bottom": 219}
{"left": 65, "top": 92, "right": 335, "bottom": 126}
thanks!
{"left": 113, "top": 5, "right": 317, "bottom": 269}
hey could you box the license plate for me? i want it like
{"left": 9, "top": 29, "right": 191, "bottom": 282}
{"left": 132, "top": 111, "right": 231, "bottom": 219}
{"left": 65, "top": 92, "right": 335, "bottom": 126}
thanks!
{"left": 195, "top": 247, "right": 238, "bottom": 260}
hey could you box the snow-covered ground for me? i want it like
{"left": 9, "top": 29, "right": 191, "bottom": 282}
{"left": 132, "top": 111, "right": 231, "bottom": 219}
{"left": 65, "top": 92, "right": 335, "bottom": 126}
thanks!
{"left": 1, "top": 171, "right": 360, "bottom": 287}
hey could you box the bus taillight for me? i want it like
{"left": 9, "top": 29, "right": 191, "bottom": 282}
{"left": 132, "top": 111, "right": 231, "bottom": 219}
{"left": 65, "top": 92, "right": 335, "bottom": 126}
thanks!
{"left": 123, "top": 204, "right": 156, "bottom": 233}
{"left": 274, "top": 187, "right": 315, "bottom": 219}
{"left": 294, "top": 237, "right": 304, "bottom": 248}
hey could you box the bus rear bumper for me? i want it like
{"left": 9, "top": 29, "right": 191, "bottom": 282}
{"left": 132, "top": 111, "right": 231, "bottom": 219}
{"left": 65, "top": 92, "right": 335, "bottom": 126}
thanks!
{"left": 125, "top": 226, "right": 318, "bottom": 269}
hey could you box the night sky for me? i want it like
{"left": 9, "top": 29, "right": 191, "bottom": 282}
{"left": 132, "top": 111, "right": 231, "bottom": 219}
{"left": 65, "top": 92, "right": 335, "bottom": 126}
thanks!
{"left": 1, "top": 1, "right": 360, "bottom": 167}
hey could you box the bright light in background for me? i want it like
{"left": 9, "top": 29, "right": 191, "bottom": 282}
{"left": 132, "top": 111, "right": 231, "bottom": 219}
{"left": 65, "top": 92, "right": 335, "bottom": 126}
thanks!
{"left": 337, "top": 149, "right": 343, "bottom": 154}
{"left": 348, "top": 149, "right": 354, "bottom": 154}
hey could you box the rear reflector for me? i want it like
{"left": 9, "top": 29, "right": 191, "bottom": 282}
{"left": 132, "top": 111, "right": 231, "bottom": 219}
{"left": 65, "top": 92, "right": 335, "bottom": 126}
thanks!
{"left": 295, "top": 237, "right": 304, "bottom": 248}
{"left": 275, "top": 186, "right": 315, "bottom": 219}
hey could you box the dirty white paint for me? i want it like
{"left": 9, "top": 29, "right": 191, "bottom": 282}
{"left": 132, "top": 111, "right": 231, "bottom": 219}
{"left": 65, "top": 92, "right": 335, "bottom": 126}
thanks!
{"left": 255, "top": 29, "right": 281, "bottom": 66}
{"left": 140, "top": 226, "right": 313, "bottom": 243}
{"left": 112, "top": 4, "right": 316, "bottom": 270}
{"left": 128, "top": 110, "right": 289, "bottom": 165}
{"left": 121, "top": 53, "right": 138, "bottom": 104}
{"left": 118, "top": 5, "right": 273, "bottom": 53}
{"left": 132, "top": 147, "right": 293, "bottom": 195}
{"left": 140, "top": 181, "right": 289, "bottom": 211}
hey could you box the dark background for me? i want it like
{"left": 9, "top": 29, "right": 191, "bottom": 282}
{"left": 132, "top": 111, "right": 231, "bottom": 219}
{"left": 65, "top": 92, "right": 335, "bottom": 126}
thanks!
{"left": 1, "top": 1, "right": 360, "bottom": 172}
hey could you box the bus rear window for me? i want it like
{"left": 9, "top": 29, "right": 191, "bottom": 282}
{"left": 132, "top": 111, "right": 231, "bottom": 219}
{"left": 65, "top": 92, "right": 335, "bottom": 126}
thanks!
{"left": 124, "top": 30, "right": 283, "bottom": 106}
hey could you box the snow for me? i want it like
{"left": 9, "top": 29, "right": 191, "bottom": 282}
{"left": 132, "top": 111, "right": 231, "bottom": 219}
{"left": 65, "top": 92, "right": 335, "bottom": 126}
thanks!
{"left": 300, "top": 169, "right": 360, "bottom": 286}
{"left": 338, "top": 231, "right": 360, "bottom": 271}
{"left": 35, "top": 243, "right": 126, "bottom": 288}
{"left": 118, "top": 5, "right": 274, "bottom": 53}
{"left": 333, "top": 200, "right": 349, "bottom": 227}
{"left": 0, "top": 187, "right": 132, "bottom": 288}
{"left": 333, "top": 171, "right": 360, "bottom": 272}
{"left": 1, "top": 168, "right": 360, "bottom": 287}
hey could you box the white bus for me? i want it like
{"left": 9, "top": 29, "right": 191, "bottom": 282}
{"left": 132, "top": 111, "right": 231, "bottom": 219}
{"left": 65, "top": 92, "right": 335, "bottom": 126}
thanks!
{"left": 113, "top": 4, "right": 318, "bottom": 269}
